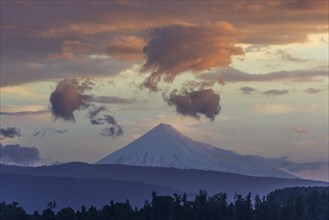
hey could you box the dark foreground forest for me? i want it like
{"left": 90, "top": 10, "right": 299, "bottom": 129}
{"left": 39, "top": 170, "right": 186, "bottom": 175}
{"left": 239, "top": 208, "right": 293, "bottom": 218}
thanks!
{"left": 1, "top": 186, "right": 328, "bottom": 220}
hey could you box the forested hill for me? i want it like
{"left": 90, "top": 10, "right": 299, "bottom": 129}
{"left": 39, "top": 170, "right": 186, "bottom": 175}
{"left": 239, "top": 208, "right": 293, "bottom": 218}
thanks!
{"left": 1, "top": 186, "right": 328, "bottom": 220}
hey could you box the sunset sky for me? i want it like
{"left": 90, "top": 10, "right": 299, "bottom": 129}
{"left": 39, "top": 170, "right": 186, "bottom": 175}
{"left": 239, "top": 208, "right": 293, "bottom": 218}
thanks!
{"left": 1, "top": 1, "right": 328, "bottom": 181}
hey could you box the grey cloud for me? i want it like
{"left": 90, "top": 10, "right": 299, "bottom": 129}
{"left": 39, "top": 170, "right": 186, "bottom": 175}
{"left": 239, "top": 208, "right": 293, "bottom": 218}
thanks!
{"left": 0, "top": 127, "right": 22, "bottom": 140}
{"left": 164, "top": 89, "right": 221, "bottom": 121}
{"left": 93, "top": 96, "right": 136, "bottom": 105}
{"left": 50, "top": 78, "right": 94, "bottom": 122}
{"left": 88, "top": 106, "right": 123, "bottom": 138}
{"left": 0, "top": 144, "right": 41, "bottom": 165}
{"left": 240, "top": 86, "right": 256, "bottom": 94}
{"left": 49, "top": 78, "right": 124, "bottom": 138}
{"left": 33, "top": 127, "right": 68, "bottom": 138}
{"left": 263, "top": 89, "right": 289, "bottom": 96}
{"left": 305, "top": 88, "right": 323, "bottom": 94}
{"left": 245, "top": 44, "right": 270, "bottom": 53}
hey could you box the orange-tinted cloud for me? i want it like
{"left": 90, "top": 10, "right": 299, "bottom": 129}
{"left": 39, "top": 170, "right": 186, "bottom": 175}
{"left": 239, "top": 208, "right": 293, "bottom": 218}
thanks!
{"left": 141, "top": 22, "right": 243, "bottom": 91}
{"left": 1, "top": 1, "right": 328, "bottom": 87}
{"left": 106, "top": 36, "right": 145, "bottom": 61}
{"left": 49, "top": 41, "right": 97, "bottom": 61}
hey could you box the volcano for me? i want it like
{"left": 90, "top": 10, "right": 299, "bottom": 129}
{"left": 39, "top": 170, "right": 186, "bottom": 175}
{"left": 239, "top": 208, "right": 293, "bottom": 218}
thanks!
{"left": 97, "top": 123, "right": 294, "bottom": 178}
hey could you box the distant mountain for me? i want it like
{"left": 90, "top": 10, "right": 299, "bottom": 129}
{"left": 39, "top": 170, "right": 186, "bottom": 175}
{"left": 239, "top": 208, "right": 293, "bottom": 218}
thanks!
{"left": 0, "top": 173, "right": 178, "bottom": 213}
{"left": 1, "top": 162, "right": 326, "bottom": 213}
{"left": 97, "top": 123, "right": 294, "bottom": 178}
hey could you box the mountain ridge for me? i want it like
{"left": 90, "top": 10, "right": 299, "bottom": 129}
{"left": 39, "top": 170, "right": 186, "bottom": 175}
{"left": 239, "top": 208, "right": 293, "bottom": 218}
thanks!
{"left": 1, "top": 162, "right": 327, "bottom": 213}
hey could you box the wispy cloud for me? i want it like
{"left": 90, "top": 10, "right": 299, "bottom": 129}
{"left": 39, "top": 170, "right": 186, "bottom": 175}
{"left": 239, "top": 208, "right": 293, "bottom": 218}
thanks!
{"left": 93, "top": 96, "right": 137, "bottom": 105}
{"left": 1, "top": 86, "right": 42, "bottom": 98}
{"left": 240, "top": 86, "right": 257, "bottom": 94}
{"left": 48, "top": 40, "right": 98, "bottom": 61}
{"left": 263, "top": 89, "right": 289, "bottom": 96}
{"left": 293, "top": 126, "right": 309, "bottom": 134}
{"left": 247, "top": 156, "right": 329, "bottom": 172}
{"left": 200, "top": 68, "right": 328, "bottom": 83}
{"left": 305, "top": 88, "right": 323, "bottom": 94}
{"left": 254, "top": 104, "right": 317, "bottom": 115}
{"left": 33, "top": 127, "right": 68, "bottom": 138}
{"left": 276, "top": 49, "right": 309, "bottom": 63}
{"left": 0, "top": 110, "right": 49, "bottom": 116}
{"left": 106, "top": 36, "right": 145, "bottom": 61}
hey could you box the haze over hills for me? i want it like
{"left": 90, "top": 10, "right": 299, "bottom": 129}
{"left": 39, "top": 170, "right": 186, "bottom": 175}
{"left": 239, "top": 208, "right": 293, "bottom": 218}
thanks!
{"left": 1, "top": 163, "right": 327, "bottom": 213}
{"left": 97, "top": 123, "right": 294, "bottom": 178}
{"left": 0, "top": 173, "right": 178, "bottom": 213}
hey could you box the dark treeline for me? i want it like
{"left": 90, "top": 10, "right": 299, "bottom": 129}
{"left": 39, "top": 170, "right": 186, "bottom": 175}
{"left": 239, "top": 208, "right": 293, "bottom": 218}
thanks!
{"left": 1, "top": 186, "right": 328, "bottom": 220}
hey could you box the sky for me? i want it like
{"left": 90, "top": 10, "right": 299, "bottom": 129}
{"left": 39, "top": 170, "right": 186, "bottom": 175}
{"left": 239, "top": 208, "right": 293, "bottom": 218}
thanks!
{"left": 0, "top": 0, "right": 328, "bottom": 181}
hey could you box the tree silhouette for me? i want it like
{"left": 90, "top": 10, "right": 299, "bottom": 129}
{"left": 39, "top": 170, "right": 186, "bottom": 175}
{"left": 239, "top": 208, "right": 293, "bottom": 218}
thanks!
{"left": 1, "top": 186, "right": 328, "bottom": 220}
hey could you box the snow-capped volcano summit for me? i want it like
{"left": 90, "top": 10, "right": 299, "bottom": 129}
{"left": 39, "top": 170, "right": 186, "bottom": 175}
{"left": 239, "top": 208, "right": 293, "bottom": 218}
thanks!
{"left": 97, "top": 123, "right": 295, "bottom": 178}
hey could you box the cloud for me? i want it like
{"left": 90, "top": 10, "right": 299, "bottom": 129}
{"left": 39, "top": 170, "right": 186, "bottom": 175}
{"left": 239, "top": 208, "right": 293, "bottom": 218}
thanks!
{"left": 93, "top": 96, "right": 136, "bottom": 105}
{"left": 48, "top": 40, "right": 98, "bottom": 61}
{"left": 240, "top": 86, "right": 256, "bottom": 94}
{"left": 263, "top": 89, "right": 289, "bottom": 96}
{"left": 276, "top": 49, "right": 309, "bottom": 63}
{"left": 277, "top": 0, "right": 328, "bottom": 11}
{"left": 1, "top": 86, "right": 42, "bottom": 98}
{"left": 254, "top": 104, "right": 317, "bottom": 115}
{"left": 247, "top": 155, "right": 329, "bottom": 172}
{"left": 305, "top": 88, "right": 323, "bottom": 94}
{"left": 200, "top": 68, "right": 328, "bottom": 83}
{"left": 88, "top": 106, "right": 123, "bottom": 138}
{"left": 267, "top": 157, "right": 328, "bottom": 172}
{"left": 49, "top": 79, "right": 124, "bottom": 138}
{"left": 0, "top": 144, "right": 41, "bottom": 165}
{"left": 141, "top": 22, "right": 243, "bottom": 91}
{"left": 0, "top": 127, "right": 22, "bottom": 140}
{"left": 0, "top": 110, "right": 49, "bottom": 116}
{"left": 50, "top": 78, "right": 94, "bottom": 122}
{"left": 1, "top": 1, "right": 328, "bottom": 87}
{"left": 164, "top": 89, "right": 221, "bottom": 121}
{"left": 293, "top": 126, "right": 309, "bottom": 134}
{"left": 106, "top": 36, "right": 145, "bottom": 61}
{"left": 33, "top": 127, "right": 68, "bottom": 138}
